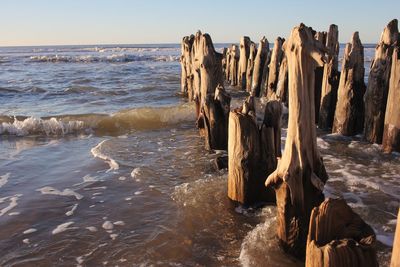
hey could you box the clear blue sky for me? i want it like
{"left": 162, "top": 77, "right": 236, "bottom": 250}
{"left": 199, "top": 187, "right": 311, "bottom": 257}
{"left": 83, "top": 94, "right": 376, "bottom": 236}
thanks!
{"left": 0, "top": 0, "right": 399, "bottom": 46}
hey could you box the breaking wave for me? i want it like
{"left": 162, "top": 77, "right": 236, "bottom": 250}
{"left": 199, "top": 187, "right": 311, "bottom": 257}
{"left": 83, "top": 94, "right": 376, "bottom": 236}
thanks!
{"left": 0, "top": 104, "right": 195, "bottom": 136}
{"left": 29, "top": 54, "right": 179, "bottom": 63}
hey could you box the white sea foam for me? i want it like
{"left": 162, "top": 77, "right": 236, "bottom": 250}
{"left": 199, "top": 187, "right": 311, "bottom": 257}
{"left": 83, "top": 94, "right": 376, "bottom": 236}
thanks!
{"left": 23, "top": 228, "right": 37, "bottom": 234}
{"left": 37, "top": 186, "right": 83, "bottom": 200}
{"left": 102, "top": 221, "right": 114, "bottom": 230}
{"left": 22, "top": 238, "right": 30, "bottom": 244}
{"left": 0, "top": 117, "right": 85, "bottom": 136}
{"left": 131, "top": 168, "right": 141, "bottom": 180}
{"left": 0, "top": 173, "right": 10, "bottom": 188}
{"left": 91, "top": 140, "right": 119, "bottom": 172}
{"left": 113, "top": 221, "right": 125, "bottom": 226}
{"left": 86, "top": 226, "right": 98, "bottom": 232}
{"left": 29, "top": 54, "right": 179, "bottom": 63}
{"left": 65, "top": 203, "right": 78, "bottom": 216}
{"left": 52, "top": 221, "right": 76, "bottom": 234}
{"left": 0, "top": 194, "right": 22, "bottom": 216}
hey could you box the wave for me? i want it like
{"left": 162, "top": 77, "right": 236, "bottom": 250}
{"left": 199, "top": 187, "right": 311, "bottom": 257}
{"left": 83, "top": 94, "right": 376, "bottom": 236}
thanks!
{"left": 0, "top": 104, "right": 195, "bottom": 137}
{"left": 29, "top": 54, "right": 179, "bottom": 63}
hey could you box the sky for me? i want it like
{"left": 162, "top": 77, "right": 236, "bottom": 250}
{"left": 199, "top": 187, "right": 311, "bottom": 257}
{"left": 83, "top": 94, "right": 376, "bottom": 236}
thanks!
{"left": 0, "top": 0, "right": 399, "bottom": 46}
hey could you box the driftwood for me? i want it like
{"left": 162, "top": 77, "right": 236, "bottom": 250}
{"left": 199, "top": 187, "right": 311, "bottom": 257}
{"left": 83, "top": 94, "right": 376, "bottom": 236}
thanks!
{"left": 319, "top": 24, "right": 340, "bottom": 130}
{"left": 227, "top": 97, "right": 276, "bottom": 205}
{"left": 306, "top": 198, "right": 378, "bottom": 267}
{"left": 364, "top": 19, "right": 399, "bottom": 144}
{"left": 314, "top": 31, "right": 326, "bottom": 123}
{"left": 333, "top": 32, "right": 366, "bottom": 136}
{"left": 265, "top": 23, "right": 328, "bottom": 258}
{"left": 238, "top": 36, "right": 251, "bottom": 90}
{"left": 391, "top": 209, "right": 400, "bottom": 267}
{"left": 229, "top": 45, "right": 239, "bottom": 86}
{"left": 266, "top": 37, "right": 284, "bottom": 99}
{"left": 383, "top": 46, "right": 400, "bottom": 152}
{"left": 252, "top": 37, "right": 269, "bottom": 97}
{"left": 246, "top": 42, "right": 257, "bottom": 92}
{"left": 276, "top": 55, "right": 289, "bottom": 106}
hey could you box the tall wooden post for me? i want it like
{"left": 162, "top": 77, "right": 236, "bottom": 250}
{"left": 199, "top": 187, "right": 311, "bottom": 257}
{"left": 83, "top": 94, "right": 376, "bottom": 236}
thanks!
{"left": 252, "top": 37, "right": 269, "bottom": 97}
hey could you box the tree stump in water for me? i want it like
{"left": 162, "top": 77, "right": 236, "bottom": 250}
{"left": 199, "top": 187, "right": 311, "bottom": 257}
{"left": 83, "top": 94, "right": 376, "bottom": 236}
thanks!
{"left": 319, "top": 24, "right": 340, "bottom": 130}
{"left": 306, "top": 198, "right": 378, "bottom": 267}
{"left": 238, "top": 36, "right": 251, "bottom": 90}
{"left": 252, "top": 37, "right": 268, "bottom": 97}
{"left": 364, "top": 19, "right": 399, "bottom": 144}
{"left": 391, "top": 209, "right": 400, "bottom": 267}
{"left": 383, "top": 46, "right": 400, "bottom": 153}
{"left": 229, "top": 45, "right": 239, "bottom": 86}
{"left": 203, "top": 84, "right": 231, "bottom": 150}
{"left": 227, "top": 97, "right": 276, "bottom": 205}
{"left": 191, "top": 31, "right": 203, "bottom": 120}
{"left": 246, "top": 41, "right": 257, "bottom": 92}
{"left": 265, "top": 24, "right": 328, "bottom": 258}
{"left": 333, "top": 32, "right": 366, "bottom": 136}
{"left": 266, "top": 37, "right": 284, "bottom": 99}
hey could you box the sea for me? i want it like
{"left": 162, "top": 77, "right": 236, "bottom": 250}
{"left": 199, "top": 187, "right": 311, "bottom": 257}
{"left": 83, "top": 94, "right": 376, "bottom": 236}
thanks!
{"left": 0, "top": 42, "right": 398, "bottom": 266}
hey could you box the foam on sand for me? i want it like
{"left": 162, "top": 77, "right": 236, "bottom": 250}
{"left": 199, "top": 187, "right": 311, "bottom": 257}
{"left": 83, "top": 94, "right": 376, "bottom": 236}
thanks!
{"left": 65, "top": 203, "right": 78, "bottom": 216}
{"left": 37, "top": 186, "right": 83, "bottom": 200}
{"left": 52, "top": 221, "right": 76, "bottom": 235}
{"left": 91, "top": 140, "right": 119, "bottom": 172}
{"left": 0, "top": 194, "right": 22, "bottom": 217}
{"left": 0, "top": 173, "right": 10, "bottom": 188}
{"left": 23, "top": 228, "right": 37, "bottom": 234}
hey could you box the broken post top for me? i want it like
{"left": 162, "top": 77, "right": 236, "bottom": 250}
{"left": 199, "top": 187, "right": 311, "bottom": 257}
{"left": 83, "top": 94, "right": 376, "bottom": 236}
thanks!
{"left": 380, "top": 19, "right": 399, "bottom": 46}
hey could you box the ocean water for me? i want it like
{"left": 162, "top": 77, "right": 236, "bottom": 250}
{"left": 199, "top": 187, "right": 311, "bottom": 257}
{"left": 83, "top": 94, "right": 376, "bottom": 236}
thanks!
{"left": 0, "top": 43, "right": 398, "bottom": 266}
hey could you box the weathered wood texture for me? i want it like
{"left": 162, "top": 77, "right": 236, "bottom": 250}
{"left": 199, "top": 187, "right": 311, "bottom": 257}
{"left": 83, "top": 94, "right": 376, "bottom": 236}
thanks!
{"left": 391, "top": 209, "right": 400, "bottom": 267}
{"left": 252, "top": 37, "right": 269, "bottom": 97}
{"left": 276, "top": 55, "right": 289, "bottom": 106}
{"left": 238, "top": 36, "right": 251, "bottom": 90}
{"left": 246, "top": 42, "right": 257, "bottom": 92}
{"left": 333, "top": 32, "right": 366, "bottom": 136}
{"left": 180, "top": 35, "right": 194, "bottom": 99}
{"left": 383, "top": 46, "right": 400, "bottom": 152}
{"left": 364, "top": 19, "right": 399, "bottom": 144}
{"left": 224, "top": 47, "right": 231, "bottom": 81}
{"left": 319, "top": 24, "right": 340, "bottom": 130}
{"left": 265, "top": 24, "right": 328, "bottom": 258}
{"left": 229, "top": 45, "right": 239, "bottom": 86}
{"left": 266, "top": 37, "right": 284, "bottom": 99}
{"left": 306, "top": 198, "right": 378, "bottom": 267}
{"left": 314, "top": 31, "right": 326, "bottom": 123}
{"left": 227, "top": 97, "right": 277, "bottom": 205}
{"left": 261, "top": 49, "right": 272, "bottom": 97}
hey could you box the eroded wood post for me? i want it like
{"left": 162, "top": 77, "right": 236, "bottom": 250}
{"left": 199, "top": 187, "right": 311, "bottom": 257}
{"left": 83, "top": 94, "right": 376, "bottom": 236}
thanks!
{"left": 230, "top": 45, "right": 239, "bottom": 86}
{"left": 364, "top": 19, "right": 399, "bottom": 144}
{"left": 314, "top": 31, "right": 326, "bottom": 123}
{"left": 319, "top": 24, "right": 340, "bottom": 130}
{"left": 261, "top": 48, "right": 272, "bottom": 97}
{"left": 333, "top": 32, "right": 366, "bottom": 136}
{"left": 252, "top": 37, "right": 268, "bottom": 97}
{"left": 266, "top": 37, "right": 284, "bottom": 99}
{"left": 246, "top": 41, "right": 257, "bottom": 92}
{"left": 306, "top": 198, "right": 378, "bottom": 267}
{"left": 383, "top": 46, "right": 400, "bottom": 153}
{"left": 238, "top": 36, "right": 251, "bottom": 90}
{"left": 225, "top": 47, "right": 231, "bottom": 82}
{"left": 265, "top": 24, "right": 328, "bottom": 258}
{"left": 276, "top": 55, "right": 289, "bottom": 106}
{"left": 180, "top": 35, "right": 194, "bottom": 99}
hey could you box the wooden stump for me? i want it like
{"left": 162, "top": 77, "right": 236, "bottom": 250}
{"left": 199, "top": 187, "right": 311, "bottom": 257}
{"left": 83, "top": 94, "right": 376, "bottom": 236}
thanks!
{"left": 246, "top": 42, "right": 257, "bottom": 92}
{"left": 252, "top": 37, "right": 269, "bottom": 97}
{"left": 391, "top": 209, "right": 400, "bottom": 267}
{"left": 238, "top": 36, "right": 251, "bottom": 90}
{"left": 191, "top": 31, "right": 203, "bottom": 120}
{"left": 364, "top": 19, "right": 399, "bottom": 144}
{"left": 225, "top": 47, "right": 231, "bottom": 82}
{"left": 319, "top": 24, "right": 340, "bottom": 130}
{"left": 314, "top": 31, "right": 326, "bottom": 123}
{"left": 306, "top": 198, "right": 378, "bottom": 267}
{"left": 266, "top": 37, "right": 284, "bottom": 99}
{"left": 276, "top": 55, "right": 289, "bottom": 106}
{"left": 383, "top": 46, "right": 400, "bottom": 153}
{"left": 333, "top": 32, "right": 366, "bottom": 136}
{"left": 203, "top": 85, "right": 231, "bottom": 150}
{"left": 229, "top": 45, "right": 239, "bottom": 86}
{"left": 180, "top": 35, "right": 194, "bottom": 99}
{"left": 261, "top": 48, "right": 272, "bottom": 97}
{"left": 227, "top": 97, "right": 276, "bottom": 205}
{"left": 265, "top": 23, "right": 328, "bottom": 258}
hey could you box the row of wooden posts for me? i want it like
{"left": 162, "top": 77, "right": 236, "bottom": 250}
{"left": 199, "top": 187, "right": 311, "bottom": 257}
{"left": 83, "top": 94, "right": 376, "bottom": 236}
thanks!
{"left": 179, "top": 20, "right": 399, "bottom": 266}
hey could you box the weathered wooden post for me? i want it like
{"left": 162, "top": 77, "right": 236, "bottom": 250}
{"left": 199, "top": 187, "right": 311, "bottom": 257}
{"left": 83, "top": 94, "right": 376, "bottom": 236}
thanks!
{"left": 261, "top": 49, "right": 272, "bottom": 97}
{"left": 314, "top": 31, "right": 326, "bottom": 123}
{"left": 364, "top": 19, "right": 399, "bottom": 144}
{"left": 383, "top": 46, "right": 400, "bottom": 153}
{"left": 238, "top": 36, "right": 251, "bottom": 90}
{"left": 225, "top": 47, "right": 231, "bottom": 82}
{"left": 306, "top": 198, "right": 378, "bottom": 267}
{"left": 230, "top": 45, "right": 239, "bottom": 86}
{"left": 266, "top": 37, "right": 284, "bottom": 99}
{"left": 227, "top": 96, "right": 277, "bottom": 205}
{"left": 391, "top": 209, "right": 400, "bottom": 267}
{"left": 265, "top": 23, "right": 329, "bottom": 258}
{"left": 252, "top": 37, "right": 269, "bottom": 97}
{"left": 319, "top": 24, "right": 340, "bottom": 130}
{"left": 333, "top": 32, "right": 366, "bottom": 136}
{"left": 180, "top": 35, "right": 194, "bottom": 99}
{"left": 191, "top": 31, "right": 203, "bottom": 120}
{"left": 276, "top": 55, "right": 289, "bottom": 106}
{"left": 246, "top": 42, "right": 257, "bottom": 92}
